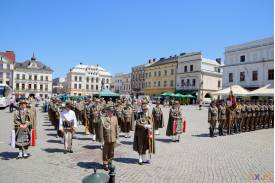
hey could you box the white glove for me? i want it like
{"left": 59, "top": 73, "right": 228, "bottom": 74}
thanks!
{"left": 145, "top": 124, "right": 151, "bottom": 129}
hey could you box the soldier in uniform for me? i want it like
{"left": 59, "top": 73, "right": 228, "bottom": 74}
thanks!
{"left": 152, "top": 100, "right": 164, "bottom": 135}
{"left": 241, "top": 101, "right": 248, "bottom": 132}
{"left": 83, "top": 100, "right": 90, "bottom": 135}
{"left": 208, "top": 101, "right": 218, "bottom": 137}
{"left": 234, "top": 100, "right": 242, "bottom": 133}
{"left": 259, "top": 101, "right": 265, "bottom": 129}
{"left": 264, "top": 101, "right": 269, "bottom": 128}
{"left": 92, "top": 99, "right": 104, "bottom": 144}
{"left": 101, "top": 105, "right": 119, "bottom": 171}
{"left": 132, "top": 99, "right": 139, "bottom": 121}
{"left": 254, "top": 100, "right": 261, "bottom": 130}
{"left": 166, "top": 101, "right": 183, "bottom": 141}
{"left": 218, "top": 100, "right": 226, "bottom": 136}
{"left": 246, "top": 101, "right": 253, "bottom": 131}
{"left": 268, "top": 100, "right": 274, "bottom": 128}
{"left": 133, "top": 103, "right": 155, "bottom": 165}
{"left": 121, "top": 102, "right": 134, "bottom": 138}
{"left": 59, "top": 102, "right": 77, "bottom": 154}
{"left": 115, "top": 99, "right": 124, "bottom": 131}
{"left": 250, "top": 100, "right": 256, "bottom": 131}
{"left": 14, "top": 100, "right": 31, "bottom": 159}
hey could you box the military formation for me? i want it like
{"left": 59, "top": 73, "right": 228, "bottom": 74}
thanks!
{"left": 208, "top": 99, "right": 274, "bottom": 137}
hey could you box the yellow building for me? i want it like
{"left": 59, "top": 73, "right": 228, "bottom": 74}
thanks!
{"left": 144, "top": 56, "right": 178, "bottom": 96}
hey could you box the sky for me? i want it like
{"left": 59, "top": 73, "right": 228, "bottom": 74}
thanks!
{"left": 0, "top": 0, "right": 273, "bottom": 78}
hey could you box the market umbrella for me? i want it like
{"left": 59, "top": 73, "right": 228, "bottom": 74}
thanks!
{"left": 174, "top": 93, "right": 185, "bottom": 98}
{"left": 183, "top": 94, "right": 195, "bottom": 98}
{"left": 99, "top": 89, "right": 120, "bottom": 97}
{"left": 247, "top": 84, "right": 274, "bottom": 96}
{"left": 161, "top": 92, "right": 175, "bottom": 97}
{"left": 212, "top": 85, "right": 249, "bottom": 96}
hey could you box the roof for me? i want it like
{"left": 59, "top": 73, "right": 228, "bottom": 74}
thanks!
{"left": 15, "top": 58, "right": 53, "bottom": 72}
{"left": 148, "top": 56, "right": 178, "bottom": 67}
{"left": 70, "top": 63, "right": 111, "bottom": 76}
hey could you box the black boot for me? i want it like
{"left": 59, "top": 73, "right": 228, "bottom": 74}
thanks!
{"left": 218, "top": 127, "right": 222, "bottom": 136}
{"left": 209, "top": 128, "right": 213, "bottom": 137}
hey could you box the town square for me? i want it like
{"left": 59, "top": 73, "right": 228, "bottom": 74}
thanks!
{"left": 0, "top": 0, "right": 274, "bottom": 183}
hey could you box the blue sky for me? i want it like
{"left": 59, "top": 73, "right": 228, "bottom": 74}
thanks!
{"left": 0, "top": 0, "right": 273, "bottom": 78}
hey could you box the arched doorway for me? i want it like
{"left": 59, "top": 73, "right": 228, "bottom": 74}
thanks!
{"left": 204, "top": 93, "right": 212, "bottom": 98}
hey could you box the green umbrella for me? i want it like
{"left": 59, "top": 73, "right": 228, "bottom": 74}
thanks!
{"left": 99, "top": 89, "right": 120, "bottom": 97}
{"left": 174, "top": 93, "right": 185, "bottom": 98}
{"left": 183, "top": 94, "right": 195, "bottom": 98}
{"left": 161, "top": 92, "right": 175, "bottom": 97}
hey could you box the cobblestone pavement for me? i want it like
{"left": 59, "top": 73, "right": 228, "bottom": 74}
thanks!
{"left": 0, "top": 105, "right": 273, "bottom": 183}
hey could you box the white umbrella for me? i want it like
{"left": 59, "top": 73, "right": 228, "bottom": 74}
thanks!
{"left": 212, "top": 85, "right": 249, "bottom": 96}
{"left": 247, "top": 84, "right": 274, "bottom": 96}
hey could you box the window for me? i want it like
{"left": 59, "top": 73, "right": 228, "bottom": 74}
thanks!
{"left": 22, "top": 74, "right": 25, "bottom": 80}
{"left": 34, "top": 75, "right": 37, "bottom": 81}
{"left": 22, "top": 84, "right": 25, "bottom": 90}
{"left": 170, "top": 80, "right": 174, "bottom": 87}
{"left": 75, "top": 76, "right": 77, "bottom": 81}
{"left": 86, "top": 85, "right": 89, "bottom": 90}
{"left": 240, "top": 55, "right": 245, "bottom": 62}
{"left": 192, "top": 79, "right": 196, "bottom": 86}
{"left": 184, "top": 66, "right": 187, "bottom": 72}
{"left": 148, "top": 82, "right": 151, "bottom": 87}
{"left": 154, "top": 71, "right": 157, "bottom": 77}
{"left": 106, "top": 79, "right": 109, "bottom": 84}
{"left": 145, "top": 73, "right": 148, "bottom": 78}
{"left": 40, "top": 76, "right": 43, "bottom": 81}
{"left": 79, "top": 84, "right": 82, "bottom": 89}
{"left": 16, "top": 83, "right": 19, "bottom": 90}
{"left": 164, "top": 70, "right": 167, "bottom": 76}
{"left": 96, "top": 85, "right": 98, "bottom": 90}
{"left": 34, "top": 84, "right": 37, "bottom": 90}
{"left": 181, "top": 79, "right": 185, "bottom": 86}
{"left": 158, "top": 81, "right": 161, "bottom": 87}
{"left": 0, "top": 72, "right": 2, "bottom": 78}
{"left": 187, "top": 79, "right": 190, "bottom": 86}
{"left": 6, "top": 72, "right": 10, "bottom": 79}
{"left": 28, "top": 84, "right": 32, "bottom": 89}
{"left": 86, "top": 77, "right": 89, "bottom": 82}
{"left": 171, "top": 69, "right": 174, "bottom": 75}
{"left": 74, "top": 84, "right": 77, "bottom": 89}
{"left": 154, "top": 81, "right": 156, "bottom": 87}
{"left": 96, "top": 78, "right": 99, "bottom": 83}
{"left": 190, "top": 65, "right": 193, "bottom": 72}
{"left": 45, "top": 85, "right": 48, "bottom": 91}
{"left": 149, "top": 72, "right": 151, "bottom": 78}
{"left": 91, "top": 85, "right": 94, "bottom": 90}
{"left": 240, "top": 72, "right": 245, "bottom": 81}
{"left": 45, "top": 76, "right": 48, "bottom": 81}
{"left": 16, "top": 74, "right": 20, "bottom": 79}
{"left": 40, "top": 84, "right": 43, "bottom": 90}
{"left": 252, "top": 71, "right": 258, "bottom": 81}
{"left": 218, "top": 80, "right": 221, "bottom": 88}
{"left": 158, "top": 71, "right": 161, "bottom": 76}
{"left": 79, "top": 77, "right": 82, "bottom": 82}
{"left": 91, "top": 77, "right": 94, "bottom": 82}
{"left": 268, "top": 69, "right": 274, "bottom": 80}
{"left": 164, "top": 80, "right": 167, "bottom": 87}
{"left": 29, "top": 75, "right": 32, "bottom": 80}
{"left": 229, "top": 73, "right": 233, "bottom": 82}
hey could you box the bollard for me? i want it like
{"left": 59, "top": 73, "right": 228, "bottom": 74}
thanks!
{"left": 108, "top": 164, "right": 116, "bottom": 183}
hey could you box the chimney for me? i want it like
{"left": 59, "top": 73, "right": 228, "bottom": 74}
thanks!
{"left": 148, "top": 59, "right": 151, "bottom": 63}
{"left": 216, "top": 58, "right": 221, "bottom": 64}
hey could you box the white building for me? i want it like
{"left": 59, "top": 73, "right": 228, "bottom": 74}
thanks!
{"left": 13, "top": 54, "right": 53, "bottom": 98}
{"left": 65, "top": 63, "right": 112, "bottom": 96}
{"left": 0, "top": 51, "right": 15, "bottom": 88}
{"left": 52, "top": 76, "right": 67, "bottom": 95}
{"left": 176, "top": 52, "right": 223, "bottom": 100}
{"left": 223, "top": 36, "right": 274, "bottom": 90}
{"left": 113, "top": 73, "right": 131, "bottom": 95}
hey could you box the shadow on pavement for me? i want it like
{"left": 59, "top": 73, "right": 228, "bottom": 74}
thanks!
{"left": 119, "top": 141, "right": 133, "bottom": 145}
{"left": 0, "top": 152, "right": 18, "bottom": 160}
{"left": 113, "top": 157, "right": 137, "bottom": 164}
{"left": 75, "top": 137, "right": 93, "bottom": 141}
{"left": 46, "top": 133, "right": 58, "bottom": 137}
{"left": 83, "top": 145, "right": 101, "bottom": 150}
{"left": 155, "top": 138, "right": 172, "bottom": 143}
{"left": 42, "top": 148, "right": 64, "bottom": 153}
{"left": 77, "top": 161, "right": 103, "bottom": 169}
{"left": 43, "top": 124, "right": 52, "bottom": 127}
{"left": 45, "top": 128, "right": 55, "bottom": 131}
{"left": 191, "top": 133, "right": 210, "bottom": 137}
{"left": 47, "top": 139, "right": 62, "bottom": 144}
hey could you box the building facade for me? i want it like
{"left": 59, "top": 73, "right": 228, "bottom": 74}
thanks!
{"left": 144, "top": 56, "right": 178, "bottom": 95}
{"left": 176, "top": 52, "right": 222, "bottom": 100}
{"left": 52, "top": 76, "right": 66, "bottom": 95}
{"left": 13, "top": 54, "right": 53, "bottom": 98}
{"left": 113, "top": 73, "right": 131, "bottom": 95}
{"left": 223, "top": 37, "right": 274, "bottom": 90}
{"left": 0, "top": 51, "right": 15, "bottom": 88}
{"left": 65, "top": 63, "right": 112, "bottom": 96}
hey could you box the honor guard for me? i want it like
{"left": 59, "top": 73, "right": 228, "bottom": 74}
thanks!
{"left": 133, "top": 103, "right": 155, "bottom": 165}
{"left": 121, "top": 102, "right": 134, "bottom": 138}
{"left": 208, "top": 101, "right": 218, "bottom": 137}
{"left": 59, "top": 102, "right": 77, "bottom": 154}
{"left": 268, "top": 100, "right": 274, "bottom": 128}
{"left": 241, "top": 101, "right": 248, "bottom": 132}
{"left": 152, "top": 100, "right": 164, "bottom": 135}
{"left": 101, "top": 105, "right": 119, "bottom": 171}
{"left": 218, "top": 100, "right": 226, "bottom": 136}
{"left": 234, "top": 100, "right": 242, "bottom": 133}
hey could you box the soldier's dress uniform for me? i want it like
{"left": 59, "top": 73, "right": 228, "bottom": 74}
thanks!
{"left": 250, "top": 102, "right": 256, "bottom": 131}
{"left": 246, "top": 103, "right": 252, "bottom": 131}
{"left": 208, "top": 104, "right": 218, "bottom": 137}
{"left": 218, "top": 104, "right": 226, "bottom": 136}
{"left": 115, "top": 103, "right": 124, "bottom": 131}
{"left": 101, "top": 106, "right": 119, "bottom": 171}
{"left": 59, "top": 104, "right": 77, "bottom": 153}
{"left": 260, "top": 102, "right": 265, "bottom": 128}
{"left": 92, "top": 103, "right": 104, "bottom": 143}
{"left": 241, "top": 102, "right": 248, "bottom": 132}
{"left": 152, "top": 104, "right": 164, "bottom": 135}
{"left": 264, "top": 102, "right": 269, "bottom": 128}
{"left": 234, "top": 103, "right": 242, "bottom": 133}
{"left": 255, "top": 102, "right": 261, "bottom": 130}
{"left": 133, "top": 104, "right": 155, "bottom": 165}
{"left": 268, "top": 101, "right": 274, "bottom": 128}
{"left": 166, "top": 103, "right": 183, "bottom": 141}
{"left": 121, "top": 104, "right": 134, "bottom": 138}
{"left": 14, "top": 101, "right": 31, "bottom": 158}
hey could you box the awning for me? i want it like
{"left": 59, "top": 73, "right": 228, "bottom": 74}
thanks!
{"left": 98, "top": 89, "right": 120, "bottom": 97}
{"left": 212, "top": 85, "right": 249, "bottom": 96}
{"left": 247, "top": 84, "right": 274, "bottom": 96}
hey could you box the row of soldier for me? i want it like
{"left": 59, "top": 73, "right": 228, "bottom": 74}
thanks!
{"left": 208, "top": 99, "right": 274, "bottom": 137}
